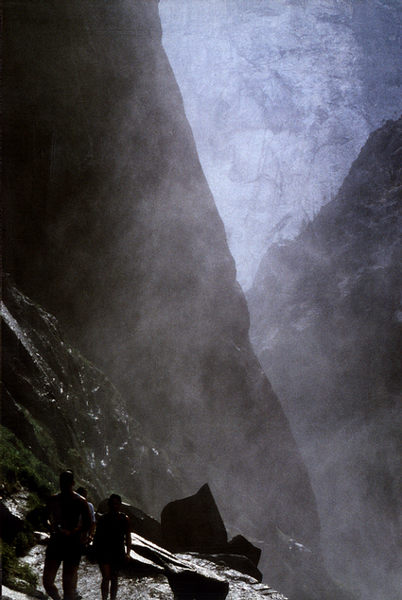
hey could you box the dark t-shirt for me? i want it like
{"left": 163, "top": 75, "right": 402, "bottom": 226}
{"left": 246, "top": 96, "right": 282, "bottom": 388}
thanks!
{"left": 95, "top": 511, "right": 129, "bottom": 565}
{"left": 46, "top": 491, "right": 91, "bottom": 563}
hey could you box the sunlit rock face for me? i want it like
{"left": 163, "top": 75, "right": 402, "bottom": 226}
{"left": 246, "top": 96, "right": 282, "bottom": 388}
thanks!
{"left": 160, "top": 0, "right": 402, "bottom": 289}
{"left": 248, "top": 117, "right": 402, "bottom": 599}
{"left": 0, "top": 1, "right": 348, "bottom": 597}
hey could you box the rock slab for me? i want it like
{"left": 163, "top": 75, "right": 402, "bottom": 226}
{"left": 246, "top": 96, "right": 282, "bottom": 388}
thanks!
{"left": 161, "top": 484, "right": 228, "bottom": 553}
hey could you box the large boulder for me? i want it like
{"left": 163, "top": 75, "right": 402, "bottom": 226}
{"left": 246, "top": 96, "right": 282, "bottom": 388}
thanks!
{"left": 161, "top": 484, "right": 227, "bottom": 553}
{"left": 129, "top": 531, "right": 229, "bottom": 600}
{"left": 161, "top": 485, "right": 263, "bottom": 582}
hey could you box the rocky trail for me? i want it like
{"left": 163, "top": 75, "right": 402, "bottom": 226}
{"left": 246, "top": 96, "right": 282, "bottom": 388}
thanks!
{"left": 4, "top": 542, "right": 286, "bottom": 600}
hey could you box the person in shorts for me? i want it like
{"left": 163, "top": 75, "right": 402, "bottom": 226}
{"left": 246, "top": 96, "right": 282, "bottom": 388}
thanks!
{"left": 94, "top": 494, "right": 130, "bottom": 600}
{"left": 43, "top": 470, "right": 91, "bottom": 600}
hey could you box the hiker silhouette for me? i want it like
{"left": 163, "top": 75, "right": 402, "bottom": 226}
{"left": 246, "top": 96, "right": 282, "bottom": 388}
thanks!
{"left": 94, "top": 494, "right": 131, "bottom": 600}
{"left": 43, "top": 470, "right": 91, "bottom": 600}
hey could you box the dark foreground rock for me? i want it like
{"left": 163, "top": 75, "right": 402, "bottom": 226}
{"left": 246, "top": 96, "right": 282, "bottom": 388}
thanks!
{"left": 0, "top": 486, "right": 273, "bottom": 597}
{"left": 129, "top": 531, "right": 228, "bottom": 598}
{"left": 161, "top": 484, "right": 228, "bottom": 553}
{"left": 160, "top": 484, "right": 262, "bottom": 582}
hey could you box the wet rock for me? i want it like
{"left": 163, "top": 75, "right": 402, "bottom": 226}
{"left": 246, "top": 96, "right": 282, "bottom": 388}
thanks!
{"left": 124, "top": 547, "right": 165, "bottom": 576}
{"left": 160, "top": 486, "right": 263, "bottom": 582}
{"left": 195, "top": 553, "right": 262, "bottom": 583}
{"left": 161, "top": 484, "right": 227, "bottom": 553}
{"left": 178, "top": 553, "right": 288, "bottom": 599}
{"left": 19, "top": 541, "right": 288, "bottom": 599}
{"left": 2, "top": 586, "right": 37, "bottom": 600}
{"left": 1, "top": 278, "right": 183, "bottom": 513}
{"left": 129, "top": 532, "right": 229, "bottom": 598}
{"left": 0, "top": 489, "right": 33, "bottom": 546}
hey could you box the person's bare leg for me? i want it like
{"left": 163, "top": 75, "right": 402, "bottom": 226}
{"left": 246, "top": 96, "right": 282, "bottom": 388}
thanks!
{"left": 110, "top": 570, "right": 119, "bottom": 600}
{"left": 62, "top": 561, "right": 79, "bottom": 600}
{"left": 43, "top": 557, "right": 62, "bottom": 600}
{"left": 100, "top": 563, "right": 111, "bottom": 600}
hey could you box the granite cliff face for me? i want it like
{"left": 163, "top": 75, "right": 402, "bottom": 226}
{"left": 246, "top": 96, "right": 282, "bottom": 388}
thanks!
{"left": 160, "top": 0, "right": 402, "bottom": 288}
{"left": 1, "top": 278, "right": 184, "bottom": 511}
{"left": 1, "top": 1, "right": 346, "bottom": 597}
{"left": 248, "top": 117, "right": 402, "bottom": 599}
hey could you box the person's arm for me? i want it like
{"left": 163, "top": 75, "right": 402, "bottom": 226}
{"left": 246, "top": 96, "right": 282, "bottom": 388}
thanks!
{"left": 125, "top": 515, "right": 131, "bottom": 558}
{"left": 46, "top": 496, "right": 55, "bottom": 533}
{"left": 79, "top": 497, "right": 92, "bottom": 535}
{"left": 88, "top": 503, "right": 96, "bottom": 539}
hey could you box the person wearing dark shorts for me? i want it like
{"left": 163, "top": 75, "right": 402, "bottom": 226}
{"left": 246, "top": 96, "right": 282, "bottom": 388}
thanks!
{"left": 43, "top": 471, "right": 91, "bottom": 600}
{"left": 94, "top": 494, "right": 130, "bottom": 600}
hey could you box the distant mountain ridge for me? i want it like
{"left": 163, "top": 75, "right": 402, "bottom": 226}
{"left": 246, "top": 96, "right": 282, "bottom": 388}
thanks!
{"left": 248, "top": 116, "right": 402, "bottom": 600}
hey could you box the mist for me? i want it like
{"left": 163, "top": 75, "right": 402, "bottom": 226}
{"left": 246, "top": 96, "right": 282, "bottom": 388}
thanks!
{"left": 159, "top": 2, "right": 402, "bottom": 599}
{"left": 3, "top": 1, "right": 400, "bottom": 599}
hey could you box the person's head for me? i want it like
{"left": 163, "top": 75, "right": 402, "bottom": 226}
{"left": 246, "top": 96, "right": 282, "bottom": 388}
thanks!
{"left": 59, "top": 470, "right": 75, "bottom": 493}
{"left": 76, "top": 486, "right": 87, "bottom": 499}
{"left": 108, "top": 493, "right": 122, "bottom": 513}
